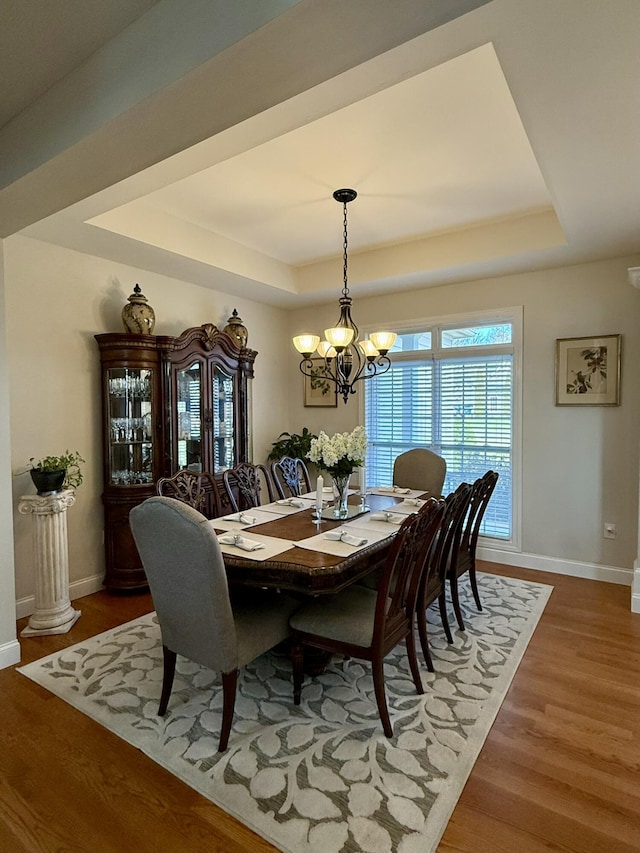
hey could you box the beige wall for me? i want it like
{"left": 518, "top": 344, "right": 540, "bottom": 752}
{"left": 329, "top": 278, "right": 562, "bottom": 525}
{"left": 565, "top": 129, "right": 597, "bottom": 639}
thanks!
{"left": 4, "top": 235, "right": 640, "bottom": 620}
{"left": 5, "top": 235, "right": 292, "bottom": 605}
{"left": 0, "top": 241, "right": 19, "bottom": 665}
{"left": 288, "top": 255, "right": 640, "bottom": 576}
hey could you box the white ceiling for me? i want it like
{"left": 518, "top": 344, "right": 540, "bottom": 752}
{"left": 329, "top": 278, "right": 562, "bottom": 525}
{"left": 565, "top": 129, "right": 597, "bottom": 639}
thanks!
{"left": 6, "top": 0, "right": 640, "bottom": 308}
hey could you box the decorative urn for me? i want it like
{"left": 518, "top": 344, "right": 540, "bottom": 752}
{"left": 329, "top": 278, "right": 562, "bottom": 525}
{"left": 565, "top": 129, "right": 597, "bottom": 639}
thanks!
{"left": 223, "top": 308, "right": 248, "bottom": 348}
{"left": 122, "top": 284, "right": 156, "bottom": 334}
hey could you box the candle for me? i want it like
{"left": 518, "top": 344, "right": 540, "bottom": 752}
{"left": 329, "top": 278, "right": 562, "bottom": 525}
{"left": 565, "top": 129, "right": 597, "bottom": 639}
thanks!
{"left": 316, "top": 475, "right": 324, "bottom": 509}
{"left": 360, "top": 465, "right": 366, "bottom": 494}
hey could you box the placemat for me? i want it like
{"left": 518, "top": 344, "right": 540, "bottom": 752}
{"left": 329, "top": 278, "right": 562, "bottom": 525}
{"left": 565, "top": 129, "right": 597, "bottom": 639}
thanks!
{"left": 216, "top": 533, "right": 295, "bottom": 561}
{"left": 295, "top": 524, "right": 392, "bottom": 557}
{"left": 209, "top": 509, "right": 281, "bottom": 531}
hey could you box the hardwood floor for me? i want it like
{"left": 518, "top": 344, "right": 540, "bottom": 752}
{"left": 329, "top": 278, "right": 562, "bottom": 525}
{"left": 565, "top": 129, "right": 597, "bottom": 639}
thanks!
{"left": 1, "top": 562, "right": 639, "bottom": 852}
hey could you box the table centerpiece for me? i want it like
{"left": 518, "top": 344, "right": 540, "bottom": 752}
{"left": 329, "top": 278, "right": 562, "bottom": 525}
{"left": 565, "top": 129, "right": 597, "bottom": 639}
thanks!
{"left": 307, "top": 425, "right": 367, "bottom": 518}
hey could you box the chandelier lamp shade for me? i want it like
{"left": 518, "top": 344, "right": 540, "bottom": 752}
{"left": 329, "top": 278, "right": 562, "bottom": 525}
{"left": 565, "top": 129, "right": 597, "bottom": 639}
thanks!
{"left": 293, "top": 189, "right": 397, "bottom": 404}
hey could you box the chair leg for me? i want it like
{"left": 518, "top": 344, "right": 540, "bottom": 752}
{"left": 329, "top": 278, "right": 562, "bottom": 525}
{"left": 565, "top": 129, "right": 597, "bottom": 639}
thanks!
{"left": 417, "top": 604, "right": 434, "bottom": 672}
{"left": 450, "top": 575, "right": 465, "bottom": 631}
{"left": 292, "top": 641, "right": 305, "bottom": 705}
{"left": 158, "top": 646, "right": 177, "bottom": 716}
{"left": 405, "top": 631, "right": 424, "bottom": 694}
{"left": 469, "top": 564, "right": 483, "bottom": 611}
{"left": 372, "top": 656, "right": 393, "bottom": 738}
{"left": 438, "top": 592, "right": 454, "bottom": 644}
{"left": 218, "top": 669, "right": 239, "bottom": 752}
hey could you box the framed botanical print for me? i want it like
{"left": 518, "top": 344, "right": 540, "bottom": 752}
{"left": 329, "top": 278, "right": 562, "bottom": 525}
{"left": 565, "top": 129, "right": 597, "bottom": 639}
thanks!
{"left": 303, "top": 359, "right": 337, "bottom": 407}
{"left": 555, "top": 334, "right": 621, "bottom": 405}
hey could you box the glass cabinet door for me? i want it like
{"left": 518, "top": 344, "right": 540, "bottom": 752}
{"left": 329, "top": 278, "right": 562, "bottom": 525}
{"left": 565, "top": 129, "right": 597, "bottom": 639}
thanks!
{"left": 107, "top": 368, "right": 154, "bottom": 485}
{"left": 213, "top": 366, "right": 234, "bottom": 471}
{"left": 176, "top": 362, "right": 203, "bottom": 471}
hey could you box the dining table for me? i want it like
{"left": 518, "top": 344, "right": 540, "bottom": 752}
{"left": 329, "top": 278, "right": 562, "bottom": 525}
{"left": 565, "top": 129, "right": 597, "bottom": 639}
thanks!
{"left": 209, "top": 486, "right": 433, "bottom": 596}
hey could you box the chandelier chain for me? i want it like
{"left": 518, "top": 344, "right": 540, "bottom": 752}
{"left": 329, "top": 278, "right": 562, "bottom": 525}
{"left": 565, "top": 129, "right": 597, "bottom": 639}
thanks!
{"left": 342, "top": 201, "right": 349, "bottom": 299}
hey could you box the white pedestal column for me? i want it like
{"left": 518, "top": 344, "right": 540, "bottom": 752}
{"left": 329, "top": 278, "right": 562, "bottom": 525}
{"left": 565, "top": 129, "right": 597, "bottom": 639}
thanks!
{"left": 18, "top": 490, "right": 81, "bottom": 636}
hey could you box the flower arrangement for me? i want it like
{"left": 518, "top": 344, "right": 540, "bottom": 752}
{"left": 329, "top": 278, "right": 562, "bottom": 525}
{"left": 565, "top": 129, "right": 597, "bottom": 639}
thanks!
{"left": 307, "top": 426, "right": 367, "bottom": 477}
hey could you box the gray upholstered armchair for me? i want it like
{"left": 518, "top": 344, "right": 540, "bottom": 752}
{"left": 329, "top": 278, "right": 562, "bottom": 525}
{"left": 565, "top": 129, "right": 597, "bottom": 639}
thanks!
{"left": 393, "top": 448, "right": 446, "bottom": 496}
{"left": 130, "top": 496, "right": 299, "bottom": 752}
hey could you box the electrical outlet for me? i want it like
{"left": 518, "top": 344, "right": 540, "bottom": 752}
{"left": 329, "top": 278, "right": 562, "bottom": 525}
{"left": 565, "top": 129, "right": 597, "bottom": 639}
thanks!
{"left": 603, "top": 522, "right": 617, "bottom": 539}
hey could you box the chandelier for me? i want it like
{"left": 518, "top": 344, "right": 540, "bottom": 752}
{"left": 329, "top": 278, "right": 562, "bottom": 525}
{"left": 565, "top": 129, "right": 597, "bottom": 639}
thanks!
{"left": 293, "top": 189, "right": 397, "bottom": 404}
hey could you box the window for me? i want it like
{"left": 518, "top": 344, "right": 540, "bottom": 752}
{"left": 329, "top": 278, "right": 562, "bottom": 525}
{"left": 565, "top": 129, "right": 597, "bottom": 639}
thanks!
{"left": 364, "top": 311, "right": 520, "bottom": 543}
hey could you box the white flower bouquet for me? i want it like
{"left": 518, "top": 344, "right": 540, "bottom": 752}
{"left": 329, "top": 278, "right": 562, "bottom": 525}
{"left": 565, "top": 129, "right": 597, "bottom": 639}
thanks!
{"left": 307, "top": 426, "right": 367, "bottom": 478}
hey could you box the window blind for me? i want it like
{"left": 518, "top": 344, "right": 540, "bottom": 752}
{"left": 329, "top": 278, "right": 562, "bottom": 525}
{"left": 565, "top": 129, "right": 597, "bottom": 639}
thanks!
{"left": 365, "top": 345, "right": 513, "bottom": 540}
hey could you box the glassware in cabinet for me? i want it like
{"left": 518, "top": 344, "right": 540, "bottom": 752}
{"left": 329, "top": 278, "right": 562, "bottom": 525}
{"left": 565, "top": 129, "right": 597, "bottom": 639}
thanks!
{"left": 213, "top": 366, "right": 234, "bottom": 471}
{"left": 106, "top": 367, "right": 154, "bottom": 485}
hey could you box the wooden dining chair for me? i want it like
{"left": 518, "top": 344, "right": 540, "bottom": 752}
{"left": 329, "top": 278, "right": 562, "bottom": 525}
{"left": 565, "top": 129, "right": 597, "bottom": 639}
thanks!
{"left": 393, "top": 448, "right": 447, "bottom": 496}
{"left": 449, "top": 470, "right": 499, "bottom": 629}
{"left": 271, "top": 456, "right": 312, "bottom": 499}
{"left": 222, "top": 462, "right": 277, "bottom": 512}
{"left": 156, "top": 469, "right": 220, "bottom": 519}
{"left": 416, "top": 482, "right": 473, "bottom": 671}
{"left": 289, "top": 498, "right": 445, "bottom": 738}
{"left": 129, "top": 497, "right": 300, "bottom": 752}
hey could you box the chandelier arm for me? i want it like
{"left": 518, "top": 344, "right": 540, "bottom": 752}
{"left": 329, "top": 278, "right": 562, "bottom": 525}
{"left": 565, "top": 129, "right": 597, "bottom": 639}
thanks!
{"left": 298, "top": 356, "right": 350, "bottom": 398}
{"left": 298, "top": 358, "right": 322, "bottom": 380}
{"left": 351, "top": 354, "right": 393, "bottom": 384}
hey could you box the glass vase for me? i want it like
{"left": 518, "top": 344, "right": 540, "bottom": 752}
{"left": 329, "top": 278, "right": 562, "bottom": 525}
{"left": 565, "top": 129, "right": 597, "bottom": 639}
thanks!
{"left": 332, "top": 473, "right": 352, "bottom": 518}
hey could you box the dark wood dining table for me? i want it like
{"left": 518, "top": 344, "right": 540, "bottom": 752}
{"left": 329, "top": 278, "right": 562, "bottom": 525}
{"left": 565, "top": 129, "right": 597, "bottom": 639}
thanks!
{"left": 215, "top": 491, "right": 429, "bottom": 596}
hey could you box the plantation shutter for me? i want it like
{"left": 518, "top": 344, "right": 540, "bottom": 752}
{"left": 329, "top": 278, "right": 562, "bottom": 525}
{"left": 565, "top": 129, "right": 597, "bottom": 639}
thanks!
{"left": 438, "top": 354, "right": 512, "bottom": 538}
{"left": 365, "top": 328, "right": 515, "bottom": 541}
{"left": 365, "top": 360, "right": 433, "bottom": 485}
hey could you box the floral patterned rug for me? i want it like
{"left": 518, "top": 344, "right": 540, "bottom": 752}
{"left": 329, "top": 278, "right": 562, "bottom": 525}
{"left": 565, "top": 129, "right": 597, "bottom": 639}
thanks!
{"left": 19, "top": 573, "right": 552, "bottom": 853}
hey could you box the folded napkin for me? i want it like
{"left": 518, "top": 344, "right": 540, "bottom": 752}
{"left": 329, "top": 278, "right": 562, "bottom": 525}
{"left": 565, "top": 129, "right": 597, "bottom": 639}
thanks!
{"left": 276, "top": 498, "right": 308, "bottom": 508}
{"left": 218, "top": 534, "right": 264, "bottom": 552}
{"left": 400, "top": 498, "right": 424, "bottom": 508}
{"left": 223, "top": 512, "right": 258, "bottom": 524}
{"left": 376, "top": 485, "right": 411, "bottom": 494}
{"left": 324, "top": 529, "right": 368, "bottom": 547}
{"left": 371, "top": 511, "right": 405, "bottom": 524}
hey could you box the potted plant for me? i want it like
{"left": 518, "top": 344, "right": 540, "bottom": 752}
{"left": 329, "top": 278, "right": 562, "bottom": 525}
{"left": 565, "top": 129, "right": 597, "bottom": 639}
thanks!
{"left": 267, "top": 428, "right": 317, "bottom": 462}
{"left": 29, "top": 450, "right": 85, "bottom": 495}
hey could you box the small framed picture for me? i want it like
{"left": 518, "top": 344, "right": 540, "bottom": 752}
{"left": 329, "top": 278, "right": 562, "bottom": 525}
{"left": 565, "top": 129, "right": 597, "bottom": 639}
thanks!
{"left": 304, "top": 359, "right": 337, "bottom": 407}
{"left": 555, "top": 334, "right": 621, "bottom": 406}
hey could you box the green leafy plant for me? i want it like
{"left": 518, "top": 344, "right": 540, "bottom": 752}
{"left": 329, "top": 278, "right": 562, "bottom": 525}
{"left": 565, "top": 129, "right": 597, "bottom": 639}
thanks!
{"left": 267, "top": 428, "right": 317, "bottom": 462}
{"left": 29, "top": 450, "right": 85, "bottom": 489}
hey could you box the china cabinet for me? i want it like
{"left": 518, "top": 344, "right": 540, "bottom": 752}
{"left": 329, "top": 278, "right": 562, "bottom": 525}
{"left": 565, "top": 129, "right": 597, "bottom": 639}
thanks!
{"left": 96, "top": 323, "right": 257, "bottom": 590}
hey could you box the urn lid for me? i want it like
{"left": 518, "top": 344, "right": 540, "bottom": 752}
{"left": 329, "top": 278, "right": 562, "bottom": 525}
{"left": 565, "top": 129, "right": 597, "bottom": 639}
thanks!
{"left": 126, "top": 283, "right": 149, "bottom": 304}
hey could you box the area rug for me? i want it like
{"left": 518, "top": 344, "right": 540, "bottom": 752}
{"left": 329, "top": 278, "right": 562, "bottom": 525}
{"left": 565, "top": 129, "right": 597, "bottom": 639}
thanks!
{"left": 19, "top": 573, "right": 552, "bottom": 853}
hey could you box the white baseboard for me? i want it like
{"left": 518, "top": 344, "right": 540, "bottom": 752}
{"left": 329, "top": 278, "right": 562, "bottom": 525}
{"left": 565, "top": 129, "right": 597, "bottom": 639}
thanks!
{"left": 478, "top": 546, "right": 633, "bottom": 587}
{"left": 0, "top": 638, "right": 21, "bottom": 668}
{"left": 12, "top": 553, "right": 637, "bottom": 625}
{"left": 631, "top": 565, "right": 640, "bottom": 614}
{"left": 15, "top": 573, "right": 105, "bottom": 621}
